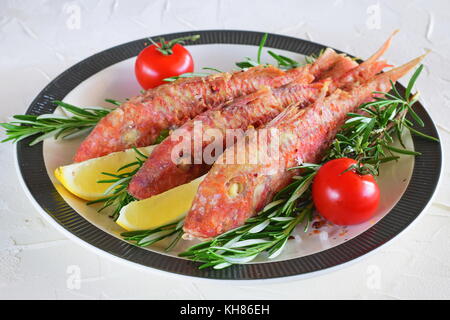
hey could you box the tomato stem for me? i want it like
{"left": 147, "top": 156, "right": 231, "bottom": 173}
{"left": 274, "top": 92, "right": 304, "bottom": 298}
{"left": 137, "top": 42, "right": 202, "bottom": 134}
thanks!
{"left": 340, "top": 162, "right": 378, "bottom": 177}
{"left": 149, "top": 34, "right": 200, "bottom": 56}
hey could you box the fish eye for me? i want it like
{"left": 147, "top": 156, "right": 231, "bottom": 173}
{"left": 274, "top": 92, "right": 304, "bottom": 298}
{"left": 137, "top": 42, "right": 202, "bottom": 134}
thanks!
{"left": 227, "top": 177, "right": 245, "bottom": 198}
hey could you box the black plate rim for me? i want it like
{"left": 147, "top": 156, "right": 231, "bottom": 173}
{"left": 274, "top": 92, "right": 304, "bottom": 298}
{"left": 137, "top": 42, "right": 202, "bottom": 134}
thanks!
{"left": 16, "top": 29, "right": 442, "bottom": 280}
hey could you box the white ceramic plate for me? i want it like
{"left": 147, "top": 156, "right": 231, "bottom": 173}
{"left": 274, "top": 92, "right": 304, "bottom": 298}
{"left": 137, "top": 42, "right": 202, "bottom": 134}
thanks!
{"left": 16, "top": 30, "right": 442, "bottom": 280}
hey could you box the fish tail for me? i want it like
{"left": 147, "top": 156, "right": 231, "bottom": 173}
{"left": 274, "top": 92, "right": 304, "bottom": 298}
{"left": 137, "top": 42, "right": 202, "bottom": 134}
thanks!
{"left": 379, "top": 51, "right": 429, "bottom": 82}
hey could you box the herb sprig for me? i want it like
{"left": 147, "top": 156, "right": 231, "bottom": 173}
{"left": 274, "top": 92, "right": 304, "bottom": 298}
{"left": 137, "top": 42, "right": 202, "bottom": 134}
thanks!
{"left": 163, "top": 33, "right": 271, "bottom": 81}
{"left": 1, "top": 101, "right": 115, "bottom": 146}
{"left": 122, "top": 219, "right": 185, "bottom": 251}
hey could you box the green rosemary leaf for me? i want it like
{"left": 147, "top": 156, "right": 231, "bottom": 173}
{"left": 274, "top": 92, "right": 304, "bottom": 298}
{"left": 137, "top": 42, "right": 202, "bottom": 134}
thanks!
{"left": 267, "top": 50, "right": 300, "bottom": 70}
{"left": 257, "top": 33, "right": 268, "bottom": 64}
{"left": 365, "top": 156, "right": 400, "bottom": 164}
{"left": 405, "top": 64, "right": 424, "bottom": 100}
{"left": 405, "top": 124, "right": 440, "bottom": 142}
{"left": 235, "top": 58, "right": 260, "bottom": 69}
{"left": 202, "top": 67, "right": 223, "bottom": 73}
{"left": 163, "top": 72, "right": 210, "bottom": 82}
{"left": 29, "top": 129, "right": 62, "bottom": 146}
{"left": 406, "top": 103, "right": 425, "bottom": 127}
{"left": 53, "top": 101, "right": 96, "bottom": 117}
{"left": 154, "top": 129, "right": 170, "bottom": 144}
{"left": 104, "top": 98, "right": 122, "bottom": 106}
{"left": 12, "top": 115, "right": 38, "bottom": 121}
{"left": 383, "top": 144, "right": 421, "bottom": 155}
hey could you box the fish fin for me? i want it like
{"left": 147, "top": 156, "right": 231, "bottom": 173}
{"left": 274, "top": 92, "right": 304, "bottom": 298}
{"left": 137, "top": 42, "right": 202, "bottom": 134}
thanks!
{"left": 284, "top": 71, "right": 315, "bottom": 85}
{"left": 365, "top": 29, "right": 399, "bottom": 64}
{"left": 268, "top": 79, "right": 331, "bottom": 128}
{"left": 230, "top": 87, "right": 273, "bottom": 106}
{"left": 267, "top": 104, "right": 305, "bottom": 128}
{"left": 313, "top": 48, "right": 338, "bottom": 66}
{"left": 315, "top": 48, "right": 337, "bottom": 62}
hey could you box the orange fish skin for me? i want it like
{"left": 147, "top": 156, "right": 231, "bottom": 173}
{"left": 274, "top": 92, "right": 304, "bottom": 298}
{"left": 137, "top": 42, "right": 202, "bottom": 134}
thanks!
{"left": 183, "top": 56, "right": 421, "bottom": 239}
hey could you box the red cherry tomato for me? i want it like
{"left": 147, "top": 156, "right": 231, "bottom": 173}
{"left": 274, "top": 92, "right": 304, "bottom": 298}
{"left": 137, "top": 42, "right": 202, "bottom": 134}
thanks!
{"left": 312, "top": 158, "right": 380, "bottom": 225}
{"left": 135, "top": 36, "right": 198, "bottom": 89}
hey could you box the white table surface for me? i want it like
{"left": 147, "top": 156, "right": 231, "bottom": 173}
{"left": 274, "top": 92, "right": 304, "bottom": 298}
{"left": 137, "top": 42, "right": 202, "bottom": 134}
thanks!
{"left": 1, "top": 0, "right": 449, "bottom": 300}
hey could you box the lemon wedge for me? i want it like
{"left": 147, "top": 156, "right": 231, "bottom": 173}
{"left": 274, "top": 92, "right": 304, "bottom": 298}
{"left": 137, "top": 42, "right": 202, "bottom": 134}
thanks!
{"left": 54, "top": 146, "right": 155, "bottom": 201}
{"left": 116, "top": 176, "right": 204, "bottom": 231}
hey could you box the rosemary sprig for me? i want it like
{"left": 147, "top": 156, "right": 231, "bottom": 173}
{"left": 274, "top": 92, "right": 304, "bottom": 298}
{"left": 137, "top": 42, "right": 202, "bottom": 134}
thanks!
{"left": 1, "top": 100, "right": 117, "bottom": 146}
{"left": 122, "top": 219, "right": 185, "bottom": 251}
{"left": 267, "top": 50, "right": 300, "bottom": 69}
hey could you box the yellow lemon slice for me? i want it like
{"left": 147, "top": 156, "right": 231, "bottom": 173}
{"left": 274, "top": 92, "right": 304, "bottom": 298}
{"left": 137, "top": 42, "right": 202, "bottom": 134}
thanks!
{"left": 54, "top": 146, "right": 155, "bottom": 201}
{"left": 116, "top": 176, "right": 205, "bottom": 231}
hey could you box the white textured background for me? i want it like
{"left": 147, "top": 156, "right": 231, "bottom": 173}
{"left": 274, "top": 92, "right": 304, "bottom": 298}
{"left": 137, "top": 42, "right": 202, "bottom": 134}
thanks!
{"left": 0, "top": 0, "right": 449, "bottom": 299}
